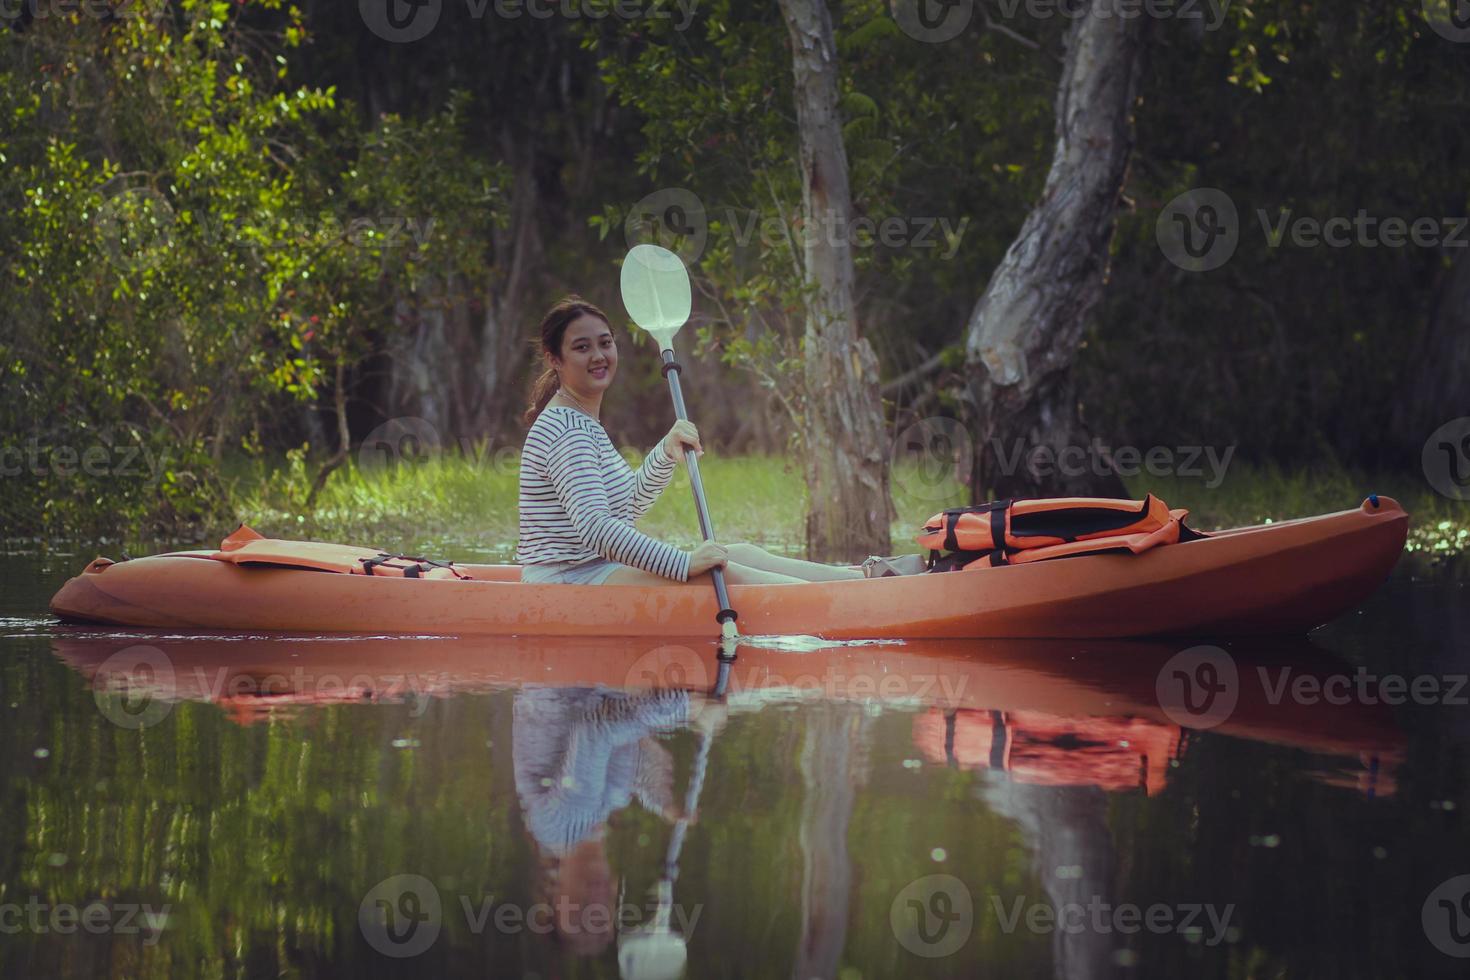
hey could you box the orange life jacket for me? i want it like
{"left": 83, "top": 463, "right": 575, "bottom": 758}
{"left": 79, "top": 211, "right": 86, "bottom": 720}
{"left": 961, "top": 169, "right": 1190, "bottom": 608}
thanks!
{"left": 212, "top": 525, "right": 474, "bottom": 580}
{"left": 918, "top": 496, "right": 1206, "bottom": 570}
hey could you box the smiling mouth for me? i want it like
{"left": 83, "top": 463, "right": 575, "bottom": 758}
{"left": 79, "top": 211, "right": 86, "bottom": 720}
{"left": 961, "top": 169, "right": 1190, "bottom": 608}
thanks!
{"left": 590, "top": 366, "right": 609, "bottom": 377}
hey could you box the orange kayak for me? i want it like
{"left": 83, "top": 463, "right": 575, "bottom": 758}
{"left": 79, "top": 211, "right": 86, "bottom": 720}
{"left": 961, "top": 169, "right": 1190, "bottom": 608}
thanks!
{"left": 49, "top": 496, "right": 1408, "bottom": 639}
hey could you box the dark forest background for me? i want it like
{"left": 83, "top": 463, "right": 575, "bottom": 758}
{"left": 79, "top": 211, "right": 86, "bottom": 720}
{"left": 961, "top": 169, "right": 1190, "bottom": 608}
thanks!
{"left": 3, "top": 0, "right": 1467, "bottom": 539}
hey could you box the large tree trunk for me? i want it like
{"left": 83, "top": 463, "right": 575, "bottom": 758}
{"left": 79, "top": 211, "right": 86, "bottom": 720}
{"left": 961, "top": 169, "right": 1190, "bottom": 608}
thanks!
{"left": 964, "top": 5, "right": 1145, "bottom": 500}
{"left": 1392, "top": 248, "right": 1470, "bottom": 456}
{"left": 473, "top": 140, "right": 544, "bottom": 438}
{"left": 778, "top": 0, "right": 893, "bottom": 560}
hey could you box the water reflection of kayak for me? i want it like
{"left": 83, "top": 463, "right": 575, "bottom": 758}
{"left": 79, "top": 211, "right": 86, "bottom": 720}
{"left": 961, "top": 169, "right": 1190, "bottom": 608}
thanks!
{"left": 48, "top": 498, "right": 1408, "bottom": 638}
{"left": 51, "top": 633, "right": 1403, "bottom": 795}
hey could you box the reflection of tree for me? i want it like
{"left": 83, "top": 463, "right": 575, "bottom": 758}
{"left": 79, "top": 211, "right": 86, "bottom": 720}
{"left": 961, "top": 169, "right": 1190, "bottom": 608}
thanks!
{"left": 795, "top": 705, "right": 872, "bottom": 980}
{"left": 983, "top": 779, "right": 1118, "bottom": 980}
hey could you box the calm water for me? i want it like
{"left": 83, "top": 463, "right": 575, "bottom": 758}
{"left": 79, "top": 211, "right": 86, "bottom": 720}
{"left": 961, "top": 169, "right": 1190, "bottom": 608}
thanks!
{"left": 1, "top": 550, "right": 1468, "bottom": 979}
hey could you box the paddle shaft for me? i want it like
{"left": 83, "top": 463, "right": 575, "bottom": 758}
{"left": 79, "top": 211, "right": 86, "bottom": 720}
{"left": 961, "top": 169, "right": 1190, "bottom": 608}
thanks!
{"left": 663, "top": 668, "right": 728, "bottom": 881}
{"left": 660, "top": 350, "right": 737, "bottom": 629}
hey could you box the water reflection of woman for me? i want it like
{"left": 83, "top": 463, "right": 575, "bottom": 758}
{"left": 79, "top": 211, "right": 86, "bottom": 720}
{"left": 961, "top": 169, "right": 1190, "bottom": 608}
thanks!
{"left": 513, "top": 686, "right": 721, "bottom": 956}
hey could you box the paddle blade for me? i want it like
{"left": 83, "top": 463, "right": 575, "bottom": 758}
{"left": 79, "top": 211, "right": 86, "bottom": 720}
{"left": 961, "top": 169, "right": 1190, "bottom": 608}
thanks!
{"left": 620, "top": 244, "right": 691, "bottom": 352}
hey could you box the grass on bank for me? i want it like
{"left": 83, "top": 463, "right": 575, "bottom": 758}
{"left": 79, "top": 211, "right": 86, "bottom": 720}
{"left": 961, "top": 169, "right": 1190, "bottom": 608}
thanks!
{"left": 227, "top": 450, "right": 1468, "bottom": 568}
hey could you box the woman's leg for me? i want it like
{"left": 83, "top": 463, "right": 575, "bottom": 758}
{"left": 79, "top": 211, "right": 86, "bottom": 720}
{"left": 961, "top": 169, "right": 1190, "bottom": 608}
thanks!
{"left": 724, "top": 543, "right": 864, "bottom": 582}
{"left": 604, "top": 561, "right": 806, "bottom": 587}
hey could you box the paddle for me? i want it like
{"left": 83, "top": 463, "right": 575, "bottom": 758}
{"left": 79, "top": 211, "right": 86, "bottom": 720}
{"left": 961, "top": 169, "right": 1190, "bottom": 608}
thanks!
{"left": 620, "top": 244, "right": 739, "bottom": 644}
{"left": 617, "top": 658, "right": 732, "bottom": 980}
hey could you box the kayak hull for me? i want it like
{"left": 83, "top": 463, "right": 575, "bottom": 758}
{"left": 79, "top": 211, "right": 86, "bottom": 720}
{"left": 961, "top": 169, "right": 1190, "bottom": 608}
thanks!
{"left": 49, "top": 497, "right": 1409, "bottom": 639}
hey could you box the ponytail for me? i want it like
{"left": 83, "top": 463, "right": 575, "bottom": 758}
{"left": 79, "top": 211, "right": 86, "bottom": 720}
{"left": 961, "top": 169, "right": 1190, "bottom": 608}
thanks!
{"left": 524, "top": 366, "right": 561, "bottom": 426}
{"left": 523, "top": 295, "right": 611, "bottom": 426}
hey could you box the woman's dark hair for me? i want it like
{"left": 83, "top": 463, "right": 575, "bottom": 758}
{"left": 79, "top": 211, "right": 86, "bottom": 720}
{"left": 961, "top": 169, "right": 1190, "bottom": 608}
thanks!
{"left": 524, "top": 296, "right": 612, "bottom": 425}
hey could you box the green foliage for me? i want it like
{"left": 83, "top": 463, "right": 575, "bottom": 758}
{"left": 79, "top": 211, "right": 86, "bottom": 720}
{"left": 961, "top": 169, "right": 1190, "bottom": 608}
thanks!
{"left": 1, "top": 1, "right": 505, "bottom": 539}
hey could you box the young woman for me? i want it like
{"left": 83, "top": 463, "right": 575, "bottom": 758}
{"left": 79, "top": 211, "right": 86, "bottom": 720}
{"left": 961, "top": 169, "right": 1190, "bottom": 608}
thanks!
{"left": 515, "top": 296, "right": 864, "bottom": 586}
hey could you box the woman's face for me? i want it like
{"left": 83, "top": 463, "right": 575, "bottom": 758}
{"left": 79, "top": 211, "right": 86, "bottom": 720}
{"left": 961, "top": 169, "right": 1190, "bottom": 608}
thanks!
{"left": 552, "top": 314, "right": 617, "bottom": 397}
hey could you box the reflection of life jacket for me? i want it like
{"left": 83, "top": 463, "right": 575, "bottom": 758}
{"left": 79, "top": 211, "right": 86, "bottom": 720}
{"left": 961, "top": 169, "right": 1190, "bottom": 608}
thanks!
{"left": 911, "top": 708, "right": 1182, "bottom": 796}
{"left": 917, "top": 495, "right": 1208, "bottom": 571}
{"left": 211, "top": 525, "right": 473, "bottom": 579}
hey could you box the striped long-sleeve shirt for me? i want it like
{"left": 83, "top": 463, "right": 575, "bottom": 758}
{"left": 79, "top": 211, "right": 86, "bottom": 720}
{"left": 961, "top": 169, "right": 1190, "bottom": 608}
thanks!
{"left": 515, "top": 406, "right": 690, "bottom": 581}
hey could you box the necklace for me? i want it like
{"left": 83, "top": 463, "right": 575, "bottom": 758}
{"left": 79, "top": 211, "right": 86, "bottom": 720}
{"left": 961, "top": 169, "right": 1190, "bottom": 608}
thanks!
{"left": 553, "top": 387, "right": 600, "bottom": 421}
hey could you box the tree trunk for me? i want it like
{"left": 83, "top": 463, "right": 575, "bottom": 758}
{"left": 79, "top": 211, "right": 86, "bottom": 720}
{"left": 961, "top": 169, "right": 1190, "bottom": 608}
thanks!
{"left": 777, "top": 0, "right": 893, "bottom": 561}
{"left": 964, "top": 4, "right": 1145, "bottom": 501}
{"left": 1391, "top": 249, "right": 1470, "bottom": 455}
{"left": 473, "top": 142, "right": 544, "bottom": 439}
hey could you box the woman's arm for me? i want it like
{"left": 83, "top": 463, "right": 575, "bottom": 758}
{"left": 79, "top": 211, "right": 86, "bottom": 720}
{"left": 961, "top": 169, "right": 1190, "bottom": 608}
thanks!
{"left": 628, "top": 439, "right": 677, "bottom": 522}
{"left": 544, "top": 426, "right": 692, "bottom": 581}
